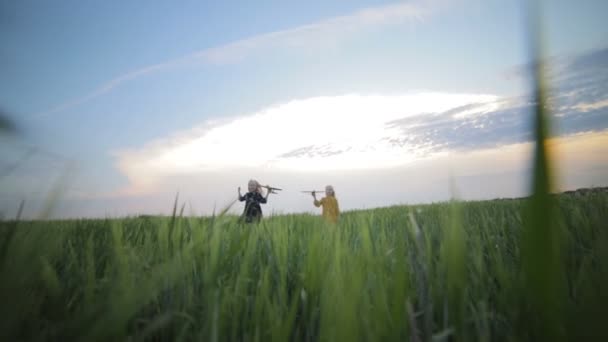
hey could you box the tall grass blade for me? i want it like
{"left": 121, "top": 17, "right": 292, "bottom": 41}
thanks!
{"left": 520, "top": 1, "right": 566, "bottom": 340}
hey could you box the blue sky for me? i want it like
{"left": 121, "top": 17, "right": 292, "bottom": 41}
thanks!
{"left": 1, "top": 0, "right": 607, "bottom": 218}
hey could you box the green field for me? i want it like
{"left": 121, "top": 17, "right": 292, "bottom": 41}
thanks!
{"left": 1, "top": 191, "right": 607, "bottom": 341}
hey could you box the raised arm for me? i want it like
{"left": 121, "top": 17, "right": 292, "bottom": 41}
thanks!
{"left": 263, "top": 186, "right": 271, "bottom": 202}
{"left": 312, "top": 191, "right": 322, "bottom": 207}
{"left": 238, "top": 187, "right": 245, "bottom": 201}
{"left": 258, "top": 191, "right": 268, "bottom": 204}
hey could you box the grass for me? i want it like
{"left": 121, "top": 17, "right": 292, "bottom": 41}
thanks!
{"left": 0, "top": 193, "right": 607, "bottom": 341}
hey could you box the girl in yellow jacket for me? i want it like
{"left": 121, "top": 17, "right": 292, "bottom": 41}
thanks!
{"left": 312, "top": 185, "right": 340, "bottom": 223}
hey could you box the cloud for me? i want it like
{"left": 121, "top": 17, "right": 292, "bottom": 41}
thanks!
{"left": 504, "top": 46, "right": 608, "bottom": 85}
{"left": 567, "top": 47, "right": 608, "bottom": 72}
{"left": 200, "top": 1, "right": 429, "bottom": 63}
{"left": 491, "top": 46, "right": 608, "bottom": 137}
{"left": 506, "top": 47, "right": 608, "bottom": 100}
{"left": 572, "top": 99, "right": 608, "bottom": 112}
{"left": 32, "top": 1, "right": 434, "bottom": 119}
{"left": 112, "top": 92, "right": 502, "bottom": 195}
{"left": 112, "top": 43, "right": 608, "bottom": 197}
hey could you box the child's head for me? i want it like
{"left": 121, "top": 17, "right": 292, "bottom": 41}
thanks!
{"left": 248, "top": 179, "right": 262, "bottom": 193}
{"left": 325, "top": 185, "right": 335, "bottom": 196}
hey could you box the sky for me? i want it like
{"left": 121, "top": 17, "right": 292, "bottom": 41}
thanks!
{"left": 1, "top": 0, "right": 607, "bottom": 219}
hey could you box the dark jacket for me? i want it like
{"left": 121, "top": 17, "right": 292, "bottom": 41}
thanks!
{"left": 239, "top": 192, "right": 267, "bottom": 223}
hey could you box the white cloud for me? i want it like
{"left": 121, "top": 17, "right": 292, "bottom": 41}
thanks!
{"left": 113, "top": 92, "right": 501, "bottom": 195}
{"left": 200, "top": 1, "right": 428, "bottom": 63}
{"left": 451, "top": 100, "right": 505, "bottom": 119}
{"left": 33, "top": 1, "right": 438, "bottom": 119}
{"left": 572, "top": 98, "right": 608, "bottom": 112}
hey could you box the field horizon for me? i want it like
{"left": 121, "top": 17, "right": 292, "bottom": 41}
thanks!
{"left": 5, "top": 185, "right": 606, "bottom": 223}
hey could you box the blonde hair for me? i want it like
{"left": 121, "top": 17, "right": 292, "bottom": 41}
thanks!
{"left": 249, "top": 179, "right": 264, "bottom": 195}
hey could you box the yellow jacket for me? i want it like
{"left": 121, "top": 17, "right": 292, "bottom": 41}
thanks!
{"left": 314, "top": 196, "right": 340, "bottom": 223}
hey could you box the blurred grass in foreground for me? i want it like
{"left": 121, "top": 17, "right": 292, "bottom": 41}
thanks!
{"left": 0, "top": 192, "right": 607, "bottom": 341}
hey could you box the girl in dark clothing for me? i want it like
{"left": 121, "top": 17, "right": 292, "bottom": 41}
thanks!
{"left": 238, "top": 179, "right": 270, "bottom": 223}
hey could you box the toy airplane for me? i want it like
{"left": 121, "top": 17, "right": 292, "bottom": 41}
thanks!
{"left": 261, "top": 185, "right": 283, "bottom": 194}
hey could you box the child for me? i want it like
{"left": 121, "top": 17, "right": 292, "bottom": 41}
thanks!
{"left": 312, "top": 185, "right": 340, "bottom": 223}
{"left": 238, "top": 179, "right": 270, "bottom": 223}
